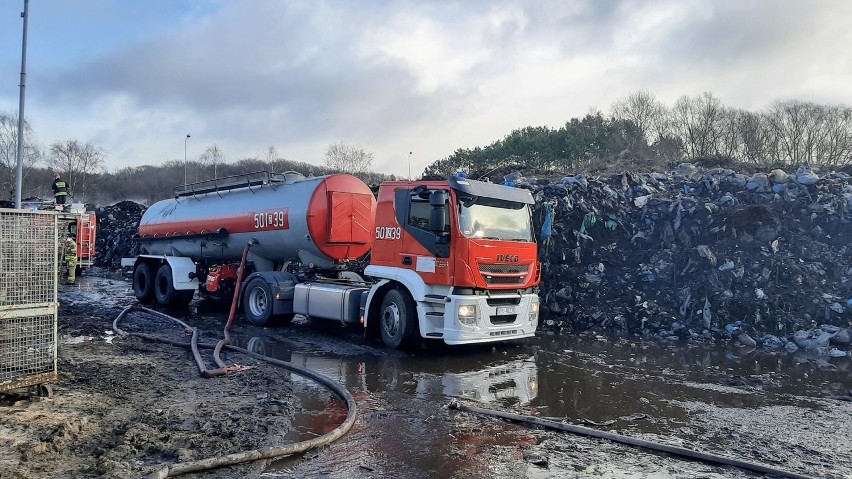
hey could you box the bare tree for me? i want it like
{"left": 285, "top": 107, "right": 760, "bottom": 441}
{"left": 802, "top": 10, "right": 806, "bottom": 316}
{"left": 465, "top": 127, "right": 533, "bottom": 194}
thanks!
{"left": 737, "top": 111, "right": 770, "bottom": 165}
{"left": 816, "top": 105, "right": 852, "bottom": 166}
{"left": 262, "top": 145, "right": 280, "bottom": 172}
{"left": 610, "top": 90, "right": 665, "bottom": 145}
{"left": 715, "top": 107, "right": 740, "bottom": 159}
{"left": 670, "top": 95, "right": 697, "bottom": 158}
{"left": 0, "top": 112, "right": 42, "bottom": 200}
{"left": 669, "top": 92, "right": 724, "bottom": 159}
{"left": 199, "top": 143, "right": 224, "bottom": 179}
{"left": 323, "top": 142, "right": 374, "bottom": 173}
{"left": 49, "top": 138, "right": 106, "bottom": 201}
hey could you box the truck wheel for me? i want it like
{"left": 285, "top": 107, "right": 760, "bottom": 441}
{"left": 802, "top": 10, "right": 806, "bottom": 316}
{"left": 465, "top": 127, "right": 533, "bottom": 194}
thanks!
{"left": 154, "top": 264, "right": 194, "bottom": 307}
{"left": 379, "top": 288, "right": 418, "bottom": 349}
{"left": 243, "top": 277, "right": 275, "bottom": 326}
{"left": 133, "top": 263, "right": 155, "bottom": 301}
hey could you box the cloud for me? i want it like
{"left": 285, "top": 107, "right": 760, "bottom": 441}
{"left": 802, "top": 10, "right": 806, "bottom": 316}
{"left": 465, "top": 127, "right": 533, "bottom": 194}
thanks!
{"left": 4, "top": 0, "right": 851, "bottom": 178}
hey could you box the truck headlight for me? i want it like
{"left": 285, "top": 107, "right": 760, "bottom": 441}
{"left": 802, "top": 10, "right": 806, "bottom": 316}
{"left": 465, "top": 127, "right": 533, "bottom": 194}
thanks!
{"left": 458, "top": 304, "right": 477, "bottom": 325}
{"left": 529, "top": 299, "right": 539, "bottom": 322}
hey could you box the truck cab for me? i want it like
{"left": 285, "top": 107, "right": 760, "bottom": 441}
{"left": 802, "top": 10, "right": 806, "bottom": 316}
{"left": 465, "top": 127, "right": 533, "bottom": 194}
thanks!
{"left": 365, "top": 175, "right": 541, "bottom": 347}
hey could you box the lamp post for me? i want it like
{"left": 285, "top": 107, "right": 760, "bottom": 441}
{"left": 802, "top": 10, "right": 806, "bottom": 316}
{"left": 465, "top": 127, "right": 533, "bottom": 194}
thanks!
{"left": 184, "top": 133, "right": 190, "bottom": 185}
{"left": 407, "top": 151, "right": 412, "bottom": 180}
{"left": 14, "top": 0, "right": 30, "bottom": 209}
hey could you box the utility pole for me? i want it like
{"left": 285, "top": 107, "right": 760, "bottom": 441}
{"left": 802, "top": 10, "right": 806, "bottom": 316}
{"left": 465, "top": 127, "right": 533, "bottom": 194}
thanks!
{"left": 14, "top": 0, "right": 30, "bottom": 208}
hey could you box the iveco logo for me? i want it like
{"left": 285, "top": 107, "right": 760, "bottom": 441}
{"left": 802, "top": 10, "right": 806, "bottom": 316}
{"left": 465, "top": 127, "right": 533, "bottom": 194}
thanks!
{"left": 496, "top": 254, "right": 519, "bottom": 262}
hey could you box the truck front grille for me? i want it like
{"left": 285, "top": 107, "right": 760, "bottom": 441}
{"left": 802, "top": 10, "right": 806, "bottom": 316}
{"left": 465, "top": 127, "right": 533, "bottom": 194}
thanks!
{"left": 479, "top": 264, "right": 528, "bottom": 274}
{"left": 478, "top": 263, "right": 529, "bottom": 285}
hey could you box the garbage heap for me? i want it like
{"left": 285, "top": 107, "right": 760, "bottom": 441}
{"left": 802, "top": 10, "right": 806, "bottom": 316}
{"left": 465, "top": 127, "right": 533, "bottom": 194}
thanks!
{"left": 94, "top": 200, "right": 147, "bottom": 268}
{"left": 518, "top": 164, "right": 852, "bottom": 353}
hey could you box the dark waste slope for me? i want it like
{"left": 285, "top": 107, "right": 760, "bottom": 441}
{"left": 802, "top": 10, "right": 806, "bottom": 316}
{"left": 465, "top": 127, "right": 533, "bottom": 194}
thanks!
{"left": 518, "top": 164, "right": 851, "bottom": 352}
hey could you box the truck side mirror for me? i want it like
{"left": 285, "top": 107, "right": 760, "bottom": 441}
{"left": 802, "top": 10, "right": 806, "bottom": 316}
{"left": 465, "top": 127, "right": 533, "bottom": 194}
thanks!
{"left": 429, "top": 189, "right": 447, "bottom": 206}
{"left": 428, "top": 190, "right": 448, "bottom": 233}
{"left": 429, "top": 208, "right": 446, "bottom": 234}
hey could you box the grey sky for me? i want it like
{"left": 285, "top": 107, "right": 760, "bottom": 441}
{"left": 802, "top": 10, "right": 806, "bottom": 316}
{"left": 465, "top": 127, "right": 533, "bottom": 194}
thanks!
{"left": 1, "top": 0, "right": 850, "bottom": 178}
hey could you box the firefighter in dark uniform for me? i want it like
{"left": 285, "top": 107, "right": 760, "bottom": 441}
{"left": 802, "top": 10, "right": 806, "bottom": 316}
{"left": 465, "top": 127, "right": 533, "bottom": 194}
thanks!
{"left": 52, "top": 172, "right": 69, "bottom": 205}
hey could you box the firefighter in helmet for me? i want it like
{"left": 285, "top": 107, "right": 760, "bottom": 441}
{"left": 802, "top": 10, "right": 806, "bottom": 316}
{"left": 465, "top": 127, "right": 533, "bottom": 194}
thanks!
{"left": 63, "top": 233, "right": 77, "bottom": 285}
{"left": 52, "top": 172, "right": 69, "bottom": 205}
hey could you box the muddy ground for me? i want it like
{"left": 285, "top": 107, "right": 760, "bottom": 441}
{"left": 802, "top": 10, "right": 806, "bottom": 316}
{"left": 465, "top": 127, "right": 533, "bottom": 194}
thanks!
{"left": 1, "top": 271, "right": 851, "bottom": 479}
{"left": 0, "top": 275, "right": 297, "bottom": 479}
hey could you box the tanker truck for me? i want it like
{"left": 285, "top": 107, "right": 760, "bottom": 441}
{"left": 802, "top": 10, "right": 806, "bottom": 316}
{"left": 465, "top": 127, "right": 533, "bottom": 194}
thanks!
{"left": 130, "top": 171, "right": 540, "bottom": 349}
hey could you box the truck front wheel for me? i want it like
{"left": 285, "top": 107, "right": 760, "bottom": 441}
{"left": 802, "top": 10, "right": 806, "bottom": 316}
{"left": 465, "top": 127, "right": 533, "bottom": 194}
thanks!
{"left": 243, "top": 278, "right": 273, "bottom": 326}
{"left": 242, "top": 277, "right": 294, "bottom": 327}
{"left": 379, "top": 288, "right": 418, "bottom": 349}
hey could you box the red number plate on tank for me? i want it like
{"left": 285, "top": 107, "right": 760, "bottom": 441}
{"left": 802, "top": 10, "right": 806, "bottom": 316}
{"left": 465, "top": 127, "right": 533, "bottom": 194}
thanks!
{"left": 253, "top": 210, "right": 289, "bottom": 230}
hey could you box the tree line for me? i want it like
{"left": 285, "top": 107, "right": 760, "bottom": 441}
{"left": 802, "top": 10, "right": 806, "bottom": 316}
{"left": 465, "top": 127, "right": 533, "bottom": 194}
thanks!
{"left": 4, "top": 91, "right": 851, "bottom": 206}
{"left": 0, "top": 113, "right": 382, "bottom": 206}
{"left": 423, "top": 91, "right": 852, "bottom": 178}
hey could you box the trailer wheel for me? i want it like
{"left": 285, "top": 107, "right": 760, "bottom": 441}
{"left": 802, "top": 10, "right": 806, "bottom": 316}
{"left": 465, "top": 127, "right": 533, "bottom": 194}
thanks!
{"left": 133, "top": 262, "right": 155, "bottom": 301}
{"left": 379, "top": 288, "right": 418, "bottom": 349}
{"left": 154, "top": 264, "right": 194, "bottom": 307}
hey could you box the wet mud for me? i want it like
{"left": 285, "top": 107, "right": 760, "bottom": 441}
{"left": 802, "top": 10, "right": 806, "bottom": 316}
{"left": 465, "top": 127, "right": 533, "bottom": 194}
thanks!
{"left": 1, "top": 271, "right": 850, "bottom": 478}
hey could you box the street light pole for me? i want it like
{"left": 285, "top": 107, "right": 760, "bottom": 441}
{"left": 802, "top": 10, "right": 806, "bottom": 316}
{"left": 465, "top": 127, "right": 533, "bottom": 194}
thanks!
{"left": 184, "top": 134, "right": 190, "bottom": 185}
{"left": 14, "top": 0, "right": 30, "bottom": 209}
{"left": 408, "top": 151, "right": 412, "bottom": 180}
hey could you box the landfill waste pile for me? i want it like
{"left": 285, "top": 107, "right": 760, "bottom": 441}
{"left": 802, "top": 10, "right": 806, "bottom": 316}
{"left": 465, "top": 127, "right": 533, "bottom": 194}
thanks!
{"left": 94, "top": 200, "right": 147, "bottom": 268}
{"left": 505, "top": 164, "right": 852, "bottom": 355}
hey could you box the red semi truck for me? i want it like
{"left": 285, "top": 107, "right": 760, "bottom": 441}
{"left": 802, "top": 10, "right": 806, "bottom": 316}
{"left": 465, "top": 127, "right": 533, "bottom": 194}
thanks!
{"left": 130, "top": 171, "right": 540, "bottom": 348}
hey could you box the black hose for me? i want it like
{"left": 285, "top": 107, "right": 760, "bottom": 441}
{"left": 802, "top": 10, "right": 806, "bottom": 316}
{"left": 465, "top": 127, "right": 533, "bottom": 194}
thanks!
{"left": 448, "top": 401, "right": 820, "bottom": 479}
{"left": 112, "top": 305, "right": 357, "bottom": 478}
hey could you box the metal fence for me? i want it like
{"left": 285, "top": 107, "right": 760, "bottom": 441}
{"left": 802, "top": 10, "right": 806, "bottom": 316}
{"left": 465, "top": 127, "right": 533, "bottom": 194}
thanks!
{"left": 0, "top": 208, "right": 58, "bottom": 392}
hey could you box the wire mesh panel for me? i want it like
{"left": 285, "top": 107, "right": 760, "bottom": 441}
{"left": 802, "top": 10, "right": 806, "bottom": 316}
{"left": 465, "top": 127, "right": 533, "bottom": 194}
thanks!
{"left": 0, "top": 209, "right": 57, "bottom": 308}
{"left": 0, "top": 314, "right": 57, "bottom": 389}
{"left": 0, "top": 208, "right": 58, "bottom": 392}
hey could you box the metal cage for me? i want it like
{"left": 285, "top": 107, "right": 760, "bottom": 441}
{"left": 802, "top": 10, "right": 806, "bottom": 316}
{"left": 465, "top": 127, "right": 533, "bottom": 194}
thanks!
{"left": 0, "top": 208, "right": 58, "bottom": 392}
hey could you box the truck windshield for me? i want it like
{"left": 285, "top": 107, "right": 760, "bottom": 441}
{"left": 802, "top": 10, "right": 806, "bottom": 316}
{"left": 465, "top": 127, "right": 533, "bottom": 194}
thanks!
{"left": 458, "top": 198, "right": 534, "bottom": 242}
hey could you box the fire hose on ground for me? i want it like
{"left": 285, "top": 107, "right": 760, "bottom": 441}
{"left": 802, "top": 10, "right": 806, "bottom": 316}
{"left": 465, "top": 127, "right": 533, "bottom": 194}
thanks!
{"left": 448, "top": 401, "right": 820, "bottom": 479}
{"left": 113, "top": 304, "right": 357, "bottom": 478}
{"left": 112, "top": 242, "right": 356, "bottom": 478}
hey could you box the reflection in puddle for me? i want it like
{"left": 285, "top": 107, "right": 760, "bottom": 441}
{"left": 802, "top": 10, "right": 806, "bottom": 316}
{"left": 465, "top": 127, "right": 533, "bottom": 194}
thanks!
{"left": 415, "top": 358, "right": 538, "bottom": 406}
{"left": 238, "top": 336, "right": 539, "bottom": 408}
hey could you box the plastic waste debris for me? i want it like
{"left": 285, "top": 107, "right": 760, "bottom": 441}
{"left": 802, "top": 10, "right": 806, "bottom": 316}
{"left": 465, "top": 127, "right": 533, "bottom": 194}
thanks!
{"left": 634, "top": 195, "right": 651, "bottom": 207}
{"left": 794, "top": 164, "right": 819, "bottom": 185}
{"left": 738, "top": 333, "right": 757, "bottom": 347}
{"left": 768, "top": 169, "right": 789, "bottom": 184}
{"left": 540, "top": 201, "right": 555, "bottom": 242}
